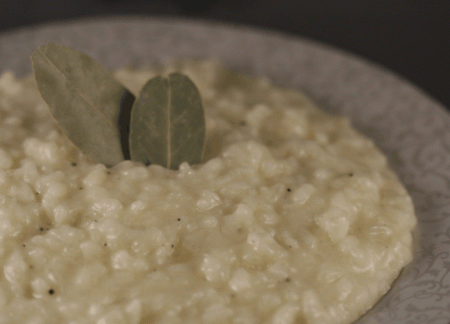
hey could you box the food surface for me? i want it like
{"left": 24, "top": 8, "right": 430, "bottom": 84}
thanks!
{"left": 0, "top": 60, "right": 416, "bottom": 324}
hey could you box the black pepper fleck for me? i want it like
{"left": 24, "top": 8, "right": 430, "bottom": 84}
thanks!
{"left": 71, "top": 162, "right": 77, "bottom": 166}
{"left": 287, "top": 188, "right": 291, "bottom": 192}
{"left": 285, "top": 278, "right": 291, "bottom": 282}
{"left": 104, "top": 243, "right": 107, "bottom": 246}
{"left": 177, "top": 218, "right": 181, "bottom": 221}
{"left": 39, "top": 227, "right": 44, "bottom": 231}
{"left": 48, "top": 289, "right": 54, "bottom": 295}
{"left": 348, "top": 173, "right": 354, "bottom": 177}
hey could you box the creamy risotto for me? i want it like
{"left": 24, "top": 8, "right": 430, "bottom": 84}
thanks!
{"left": 0, "top": 60, "right": 416, "bottom": 324}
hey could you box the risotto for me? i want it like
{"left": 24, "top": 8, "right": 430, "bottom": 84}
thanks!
{"left": 0, "top": 60, "right": 416, "bottom": 324}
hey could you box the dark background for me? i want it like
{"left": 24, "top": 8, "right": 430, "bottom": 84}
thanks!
{"left": 1, "top": 0, "right": 449, "bottom": 111}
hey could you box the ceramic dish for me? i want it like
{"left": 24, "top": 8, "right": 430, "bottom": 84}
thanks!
{"left": 1, "top": 17, "right": 449, "bottom": 324}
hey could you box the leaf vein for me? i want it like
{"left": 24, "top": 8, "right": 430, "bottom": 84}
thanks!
{"left": 37, "top": 48, "right": 117, "bottom": 131}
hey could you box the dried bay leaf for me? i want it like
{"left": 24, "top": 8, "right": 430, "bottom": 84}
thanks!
{"left": 31, "top": 43, "right": 205, "bottom": 170}
{"left": 129, "top": 73, "right": 205, "bottom": 169}
{"left": 31, "top": 43, "right": 134, "bottom": 167}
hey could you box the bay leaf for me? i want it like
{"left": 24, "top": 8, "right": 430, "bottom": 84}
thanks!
{"left": 31, "top": 43, "right": 133, "bottom": 167}
{"left": 129, "top": 73, "right": 205, "bottom": 169}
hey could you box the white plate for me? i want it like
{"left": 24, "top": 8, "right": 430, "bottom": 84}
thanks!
{"left": 1, "top": 17, "right": 450, "bottom": 324}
